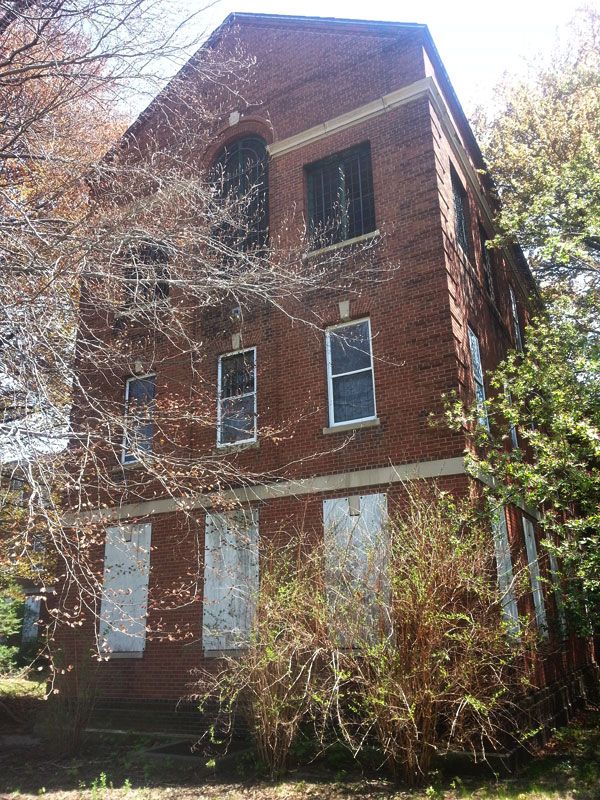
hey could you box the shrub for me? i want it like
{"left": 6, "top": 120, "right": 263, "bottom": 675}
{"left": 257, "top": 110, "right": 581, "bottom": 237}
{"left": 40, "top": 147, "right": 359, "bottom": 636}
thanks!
{"left": 330, "top": 485, "right": 533, "bottom": 786}
{"left": 39, "top": 652, "right": 98, "bottom": 755}
{"left": 0, "top": 644, "right": 19, "bottom": 675}
{"left": 193, "top": 535, "right": 329, "bottom": 778}
{"left": 195, "top": 485, "right": 533, "bottom": 786}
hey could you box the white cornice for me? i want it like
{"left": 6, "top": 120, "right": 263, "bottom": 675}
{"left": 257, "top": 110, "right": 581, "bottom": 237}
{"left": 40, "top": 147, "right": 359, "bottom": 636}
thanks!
{"left": 268, "top": 77, "right": 432, "bottom": 158}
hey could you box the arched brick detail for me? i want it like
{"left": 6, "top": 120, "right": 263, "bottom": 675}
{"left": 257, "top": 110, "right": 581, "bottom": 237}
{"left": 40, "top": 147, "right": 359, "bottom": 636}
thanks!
{"left": 203, "top": 116, "right": 274, "bottom": 167}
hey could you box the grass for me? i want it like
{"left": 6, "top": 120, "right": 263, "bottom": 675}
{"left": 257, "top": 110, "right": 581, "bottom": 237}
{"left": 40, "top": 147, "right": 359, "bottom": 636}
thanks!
{"left": 0, "top": 703, "right": 598, "bottom": 800}
{"left": 0, "top": 675, "right": 46, "bottom": 699}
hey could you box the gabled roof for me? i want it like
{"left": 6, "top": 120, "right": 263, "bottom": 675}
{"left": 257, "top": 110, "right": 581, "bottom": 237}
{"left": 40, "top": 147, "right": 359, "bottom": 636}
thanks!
{"left": 118, "top": 11, "right": 537, "bottom": 295}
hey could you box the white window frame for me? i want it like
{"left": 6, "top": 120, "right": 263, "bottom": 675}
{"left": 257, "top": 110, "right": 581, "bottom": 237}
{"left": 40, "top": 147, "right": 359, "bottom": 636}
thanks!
{"left": 509, "top": 285, "right": 524, "bottom": 353}
{"left": 217, "top": 347, "right": 257, "bottom": 447}
{"left": 122, "top": 373, "right": 155, "bottom": 465}
{"left": 467, "top": 326, "right": 490, "bottom": 431}
{"left": 325, "top": 318, "right": 377, "bottom": 428}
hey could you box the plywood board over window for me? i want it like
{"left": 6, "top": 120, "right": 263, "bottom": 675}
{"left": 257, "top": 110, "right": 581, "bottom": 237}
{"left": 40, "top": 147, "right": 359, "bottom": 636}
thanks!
{"left": 203, "top": 510, "right": 259, "bottom": 652}
{"left": 491, "top": 506, "right": 519, "bottom": 635}
{"left": 99, "top": 523, "right": 151, "bottom": 655}
{"left": 522, "top": 515, "right": 548, "bottom": 637}
{"left": 323, "top": 492, "right": 388, "bottom": 644}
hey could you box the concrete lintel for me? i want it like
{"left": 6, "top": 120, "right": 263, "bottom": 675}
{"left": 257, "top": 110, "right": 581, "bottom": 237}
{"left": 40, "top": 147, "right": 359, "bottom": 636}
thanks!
{"left": 66, "top": 455, "right": 467, "bottom": 525}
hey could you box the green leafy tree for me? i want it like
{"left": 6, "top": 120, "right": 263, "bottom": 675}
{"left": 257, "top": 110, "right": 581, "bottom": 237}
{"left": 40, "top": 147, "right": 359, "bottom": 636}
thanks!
{"left": 473, "top": 6, "right": 600, "bottom": 294}
{"left": 450, "top": 299, "right": 600, "bottom": 631}
{"left": 465, "top": 7, "right": 600, "bottom": 630}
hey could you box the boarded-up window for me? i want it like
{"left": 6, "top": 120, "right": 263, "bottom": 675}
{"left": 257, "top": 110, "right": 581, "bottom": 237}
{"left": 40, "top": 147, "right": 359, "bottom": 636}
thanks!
{"left": 323, "top": 493, "right": 388, "bottom": 643}
{"left": 491, "top": 506, "right": 519, "bottom": 634}
{"left": 522, "top": 515, "right": 548, "bottom": 636}
{"left": 99, "top": 523, "right": 151, "bottom": 654}
{"left": 203, "top": 510, "right": 259, "bottom": 652}
{"left": 21, "top": 595, "right": 42, "bottom": 644}
{"left": 548, "top": 548, "right": 567, "bottom": 640}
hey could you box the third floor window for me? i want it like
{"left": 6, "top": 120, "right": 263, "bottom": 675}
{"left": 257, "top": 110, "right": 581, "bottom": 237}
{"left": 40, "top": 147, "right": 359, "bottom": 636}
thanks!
{"left": 306, "top": 144, "right": 375, "bottom": 250}
{"left": 451, "top": 165, "right": 471, "bottom": 258}
{"left": 213, "top": 137, "right": 268, "bottom": 252}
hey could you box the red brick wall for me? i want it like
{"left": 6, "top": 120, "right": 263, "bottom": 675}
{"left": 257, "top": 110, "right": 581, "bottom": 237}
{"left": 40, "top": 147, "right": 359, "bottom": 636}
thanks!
{"left": 62, "top": 17, "right": 593, "bottom": 704}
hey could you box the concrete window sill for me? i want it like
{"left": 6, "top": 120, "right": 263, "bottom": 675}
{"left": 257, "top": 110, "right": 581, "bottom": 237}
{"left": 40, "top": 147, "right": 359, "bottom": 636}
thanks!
{"left": 304, "top": 229, "right": 380, "bottom": 260}
{"left": 103, "top": 651, "right": 144, "bottom": 660}
{"left": 213, "top": 440, "right": 260, "bottom": 455}
{"left": 322, "top": 417, "right": 381, "bottom": 435}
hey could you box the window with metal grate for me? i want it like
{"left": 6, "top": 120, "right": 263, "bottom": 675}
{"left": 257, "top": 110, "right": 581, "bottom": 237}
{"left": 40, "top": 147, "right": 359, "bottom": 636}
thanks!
{"left": 306, "top": 143, "right": 375, "bottom": 249}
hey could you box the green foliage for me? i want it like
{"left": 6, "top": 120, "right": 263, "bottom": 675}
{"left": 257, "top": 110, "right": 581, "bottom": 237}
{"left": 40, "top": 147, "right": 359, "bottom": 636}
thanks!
{"left": 0, "top": 578, "right": 24, "bottom": 676}
{"left": 473, "top": 7, "right": 600, "bottom": 292}
{"left": 448, "top": 297, "right": 600, "bottom": 631}
{"left": 0, "top": 644, "right": 19, "bottom": 675}
{"left": 467, "top": 6, "right": 600, "bottom": 635}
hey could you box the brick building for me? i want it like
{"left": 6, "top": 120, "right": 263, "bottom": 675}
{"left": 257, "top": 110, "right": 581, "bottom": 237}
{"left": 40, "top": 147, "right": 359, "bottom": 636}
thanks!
{"left": 64, "top": 13, "right": 596, "bottom": 732}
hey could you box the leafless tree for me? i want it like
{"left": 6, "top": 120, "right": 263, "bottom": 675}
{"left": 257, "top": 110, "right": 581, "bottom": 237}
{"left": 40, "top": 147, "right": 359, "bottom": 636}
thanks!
{"left": 0, "top": 3, "right": 384, "bottom": 660}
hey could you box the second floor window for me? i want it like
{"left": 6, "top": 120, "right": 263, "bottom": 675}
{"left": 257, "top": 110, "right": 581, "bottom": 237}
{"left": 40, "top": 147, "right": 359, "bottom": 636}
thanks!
{"left": 123, "top": 375, "right": 155, "bottom": 464}
{"left": 213, "top": 137, "right": 268, "bottom": 251}
{"left": 307, "top": 144, "right": 375, "bottom": 249}
{"left": 468, "top": 326, "right": 489, "bottom": 431}
{"left": 326, "top": 319, "right": 376, "bottom": 426}
{"left": 217, "top": 348, "right": 257, "bottom": 446}
{"left": 451, "top": 165, "right": 471, "bottom": 257}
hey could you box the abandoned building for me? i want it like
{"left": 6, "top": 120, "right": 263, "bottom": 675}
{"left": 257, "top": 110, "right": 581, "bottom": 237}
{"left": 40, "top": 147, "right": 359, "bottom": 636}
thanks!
{"left": 61, "top": 13, "right": 596, "bottom": 734}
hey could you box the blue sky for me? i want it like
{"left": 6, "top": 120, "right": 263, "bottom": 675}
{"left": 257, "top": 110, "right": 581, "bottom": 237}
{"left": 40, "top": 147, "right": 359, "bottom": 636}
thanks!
{"left": 193, "top": 0, "right": 588, "bottom": 115}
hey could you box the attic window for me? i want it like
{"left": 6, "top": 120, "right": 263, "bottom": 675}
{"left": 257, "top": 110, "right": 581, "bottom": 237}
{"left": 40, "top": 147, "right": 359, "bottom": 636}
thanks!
{"left": 213, "top": 137, "right": 268, "bottom": 251}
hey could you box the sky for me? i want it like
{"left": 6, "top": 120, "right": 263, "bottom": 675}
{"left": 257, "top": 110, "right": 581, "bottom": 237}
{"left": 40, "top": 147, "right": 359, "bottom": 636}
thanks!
{"left": 190, "top": 0, "right": 593, "bottom": 116}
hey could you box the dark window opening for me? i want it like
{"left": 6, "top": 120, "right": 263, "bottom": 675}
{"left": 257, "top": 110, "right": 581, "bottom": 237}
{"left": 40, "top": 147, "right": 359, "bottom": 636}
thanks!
{"left": 123, "top": 375, "right": 155, "bottom": 463}
{"left": 213, "top": 137, "right": 268, "bottom": 252}
{"left": 124, "top": 242, "right": 170, "bottom": 306}
{"left": 306, "top": 144, "right": 375, "bottom": 249}
{"left": 478, "top": 224, "right": 495, "bottom": 301}
{"left": 509, "top": 285, "right": 524, "bottom": 353}
{"left": 451, "top": 165, "right": 471, "bottom": 257}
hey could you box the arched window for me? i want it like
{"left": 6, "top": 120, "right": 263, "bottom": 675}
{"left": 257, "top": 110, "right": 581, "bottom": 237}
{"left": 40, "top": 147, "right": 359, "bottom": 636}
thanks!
{"left": 213, "top": 136, "right": 268, "bottom": 251}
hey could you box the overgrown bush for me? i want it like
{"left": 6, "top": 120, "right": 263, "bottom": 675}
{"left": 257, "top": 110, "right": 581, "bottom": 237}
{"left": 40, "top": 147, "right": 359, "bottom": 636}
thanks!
{"left": 193, "top": 535, "right": 329, "bottom": 778}
{"left": 194, "top": 485, "right": 533, "bottom": 786}
{"left": 330, "top": 486, "right": 533, "bottom": 786}
{"left": 39, "top": 652, "right": 98, "bottom": 755}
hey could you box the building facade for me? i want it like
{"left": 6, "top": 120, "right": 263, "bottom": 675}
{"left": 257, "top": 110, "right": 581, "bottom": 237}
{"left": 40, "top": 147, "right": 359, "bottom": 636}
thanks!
{"left": 62, "top": 13, "right": 595, "bottom": 731}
